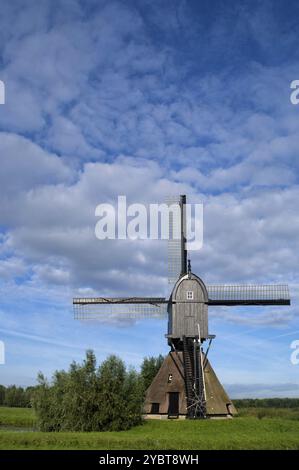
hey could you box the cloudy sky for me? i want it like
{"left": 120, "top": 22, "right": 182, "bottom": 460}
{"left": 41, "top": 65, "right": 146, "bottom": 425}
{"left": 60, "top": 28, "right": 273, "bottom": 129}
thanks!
{"left": 0, "top": 0, "right": 298, "bottom": 398}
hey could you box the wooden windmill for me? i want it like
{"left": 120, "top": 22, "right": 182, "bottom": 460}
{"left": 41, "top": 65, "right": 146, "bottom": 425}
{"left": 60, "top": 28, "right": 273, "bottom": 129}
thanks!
{"left": 73, "top": 195, "right": 290, "bottom": 419}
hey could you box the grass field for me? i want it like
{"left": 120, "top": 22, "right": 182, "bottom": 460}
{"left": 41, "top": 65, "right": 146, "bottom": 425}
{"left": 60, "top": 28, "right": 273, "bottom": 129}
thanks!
{"left": 0, "top": 407, "right": 299, "bottom": 450}
{"left": 0, "top": 407, "right": 36, "bottom": 428}
{"left": 237, "top": 407, "right": 299, "bottom": 420}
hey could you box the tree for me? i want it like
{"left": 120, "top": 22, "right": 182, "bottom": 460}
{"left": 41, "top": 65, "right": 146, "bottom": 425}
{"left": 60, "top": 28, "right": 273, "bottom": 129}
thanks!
{"left": 124, "top": 369, "right": 144, "bottom": 427}
{"left": 97, "top": 355, "right": 127, "bottom": 431}
{"left": 32, "top": 373, "right": 57, "bottom": 431}
{"left": 33, "top": 351, "right": 144, "bottom": 432}
{"left": 62, "top": 350, "right": 99, "bottom": 431}
{"left": 24, "top": 386, "right": 36, "bottom": 407}
{"left": 140, "top": 355, "right": 164, "bottom": 391}
{"left": 0, "top": 385, "right": 5, "bottom": 405}
{"left": 4, "top": 385, "right": 27, "bottom": 407}
{"left": 33, "top": 351, "right": 100, "bottom": 432}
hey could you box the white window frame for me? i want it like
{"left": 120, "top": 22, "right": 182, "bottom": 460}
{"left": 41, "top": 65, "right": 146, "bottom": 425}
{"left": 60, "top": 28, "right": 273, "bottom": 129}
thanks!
{"left": 187, "top": 291, "right": 194, "bottom": 300}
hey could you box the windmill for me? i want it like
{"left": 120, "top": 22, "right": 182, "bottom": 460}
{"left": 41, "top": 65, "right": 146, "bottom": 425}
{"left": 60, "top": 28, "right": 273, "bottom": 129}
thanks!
{"left": 73, "top": 195, "right": 290, "bottom": 419}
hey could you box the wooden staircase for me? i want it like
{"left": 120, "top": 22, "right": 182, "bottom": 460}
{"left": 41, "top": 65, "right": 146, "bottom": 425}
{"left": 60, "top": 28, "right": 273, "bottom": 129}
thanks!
{"left": 182, "top": 336, "right": 206, "bottom": 418}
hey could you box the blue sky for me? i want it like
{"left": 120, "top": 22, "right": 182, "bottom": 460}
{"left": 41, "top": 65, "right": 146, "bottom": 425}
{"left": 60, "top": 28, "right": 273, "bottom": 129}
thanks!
{"left": 0, "top": 0, "right": 299, "bottom": 398}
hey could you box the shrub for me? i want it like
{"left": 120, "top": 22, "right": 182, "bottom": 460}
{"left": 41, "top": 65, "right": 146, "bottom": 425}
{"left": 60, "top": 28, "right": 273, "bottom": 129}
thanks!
{"left": 32, "top": 351, "right": 144, "bottom": 432}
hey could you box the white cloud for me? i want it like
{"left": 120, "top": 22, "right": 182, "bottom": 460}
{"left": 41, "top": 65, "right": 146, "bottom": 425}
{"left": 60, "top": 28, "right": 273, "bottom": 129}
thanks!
{"left": 0, "top": 132, "right": 73, "bottom": 196}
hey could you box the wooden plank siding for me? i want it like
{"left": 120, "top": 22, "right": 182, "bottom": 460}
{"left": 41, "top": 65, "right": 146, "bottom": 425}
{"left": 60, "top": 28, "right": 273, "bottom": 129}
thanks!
{"left": 168, "top": 274, "right": 209, "bottom": 340}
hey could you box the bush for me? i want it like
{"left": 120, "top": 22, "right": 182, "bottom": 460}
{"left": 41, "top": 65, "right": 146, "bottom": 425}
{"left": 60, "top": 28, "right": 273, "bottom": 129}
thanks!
{"left": 257, "top": 410, "right": 267, "bottom": 420}
{"left": 32, "top": 351, "right": 144, "bottom": 432}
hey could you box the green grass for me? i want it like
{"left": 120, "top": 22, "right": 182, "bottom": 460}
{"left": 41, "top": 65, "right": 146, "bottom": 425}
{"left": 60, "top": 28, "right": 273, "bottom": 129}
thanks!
{"left": 0, "top": 406, "right": 37, "bottom": 428}
{"left": 0, "top": 414, "right": 299, "bottom": 450}
{"left": 0, "top": 407, "right": 299, "bottom": 450}
{"left": 237, "top": 407, "right": 299, "bottom": 420}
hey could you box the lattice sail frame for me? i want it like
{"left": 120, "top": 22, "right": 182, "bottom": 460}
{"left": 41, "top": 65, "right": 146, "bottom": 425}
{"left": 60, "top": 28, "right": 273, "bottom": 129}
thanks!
{"left": 166, "top": 195, "right": 187, "bottom": 283}
{"left": 73, "top": 297, "right": 168, "bottom": 320}
{"left": 207, "top": 284, "right": 290, "bottom": 305}
{"left": 73, "top": 284, "right": 290, "bottom": 320}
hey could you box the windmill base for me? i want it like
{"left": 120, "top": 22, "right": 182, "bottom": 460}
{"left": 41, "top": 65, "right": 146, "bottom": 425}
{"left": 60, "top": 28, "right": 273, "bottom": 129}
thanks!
{"left": 144, "top": 352, "right": 237, "bottom": 419}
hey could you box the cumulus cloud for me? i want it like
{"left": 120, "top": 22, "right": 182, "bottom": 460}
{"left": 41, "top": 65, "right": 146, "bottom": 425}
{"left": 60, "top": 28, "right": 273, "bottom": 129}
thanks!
{"left": 0, "top": 140, "right": 297, "bottom": 315}
{"left": 0, "top": 132, "right": 72, "bottom": 199}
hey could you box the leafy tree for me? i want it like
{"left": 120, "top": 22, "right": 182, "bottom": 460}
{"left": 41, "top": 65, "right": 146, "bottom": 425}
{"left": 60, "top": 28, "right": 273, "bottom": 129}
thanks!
{"left": 63, "top": 350, "right": 99, "bottom": 431}
{"left": 32, "top": 373, "right": 56, "bottom": 431}
{"left": 124, "top": 369, "right": 144, "bottom": 427}
{"left": 0, "top": 385, "right": 5, "bottom": 405}
{"left": 97, "top": 355, "right": 127, "bottom": 431}
{"left": 140, "top": 354, "right": 164, "bottom": 391}
{"left": 24, "top": 386, "right": 37, "bottom": 407}
{"left": 32, "top": 351, "right": 144, "bottom": 432}
{"left": 4, "top": 385, "right": 27, "bottom": 407}
{"left": 0, "top": 384, "right": 36, "bottom": 407}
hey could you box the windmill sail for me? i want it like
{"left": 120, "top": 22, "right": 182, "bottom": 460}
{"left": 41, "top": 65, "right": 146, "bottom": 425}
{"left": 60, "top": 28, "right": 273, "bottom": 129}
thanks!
{"left": 167, "top": 195, "right": 187, "bottom": 283}
{"left": 73, "top": 297, "right": 168, "bottom": 319}
{"left": 207, "top": 284, "right": 290, "bottom": 306}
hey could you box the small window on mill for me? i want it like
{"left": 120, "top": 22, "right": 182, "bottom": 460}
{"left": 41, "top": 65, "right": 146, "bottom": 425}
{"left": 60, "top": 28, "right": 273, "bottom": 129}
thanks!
{"left": 151, "top": 403, "right": 159, "bottom": 413}
{"left": 187, "top": 291, "right": 194, "bottom": 300}
{"left": 168, "top": 374, "right": 173, "bottom": 383}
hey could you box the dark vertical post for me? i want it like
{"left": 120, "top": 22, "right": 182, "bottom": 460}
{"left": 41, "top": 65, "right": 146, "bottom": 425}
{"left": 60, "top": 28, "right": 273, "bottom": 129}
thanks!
{"left": 180, "top": 195, "right": 187, "bottom": 275}
{"left": 193, "top": 339, "right": 197, "bottom": 403}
